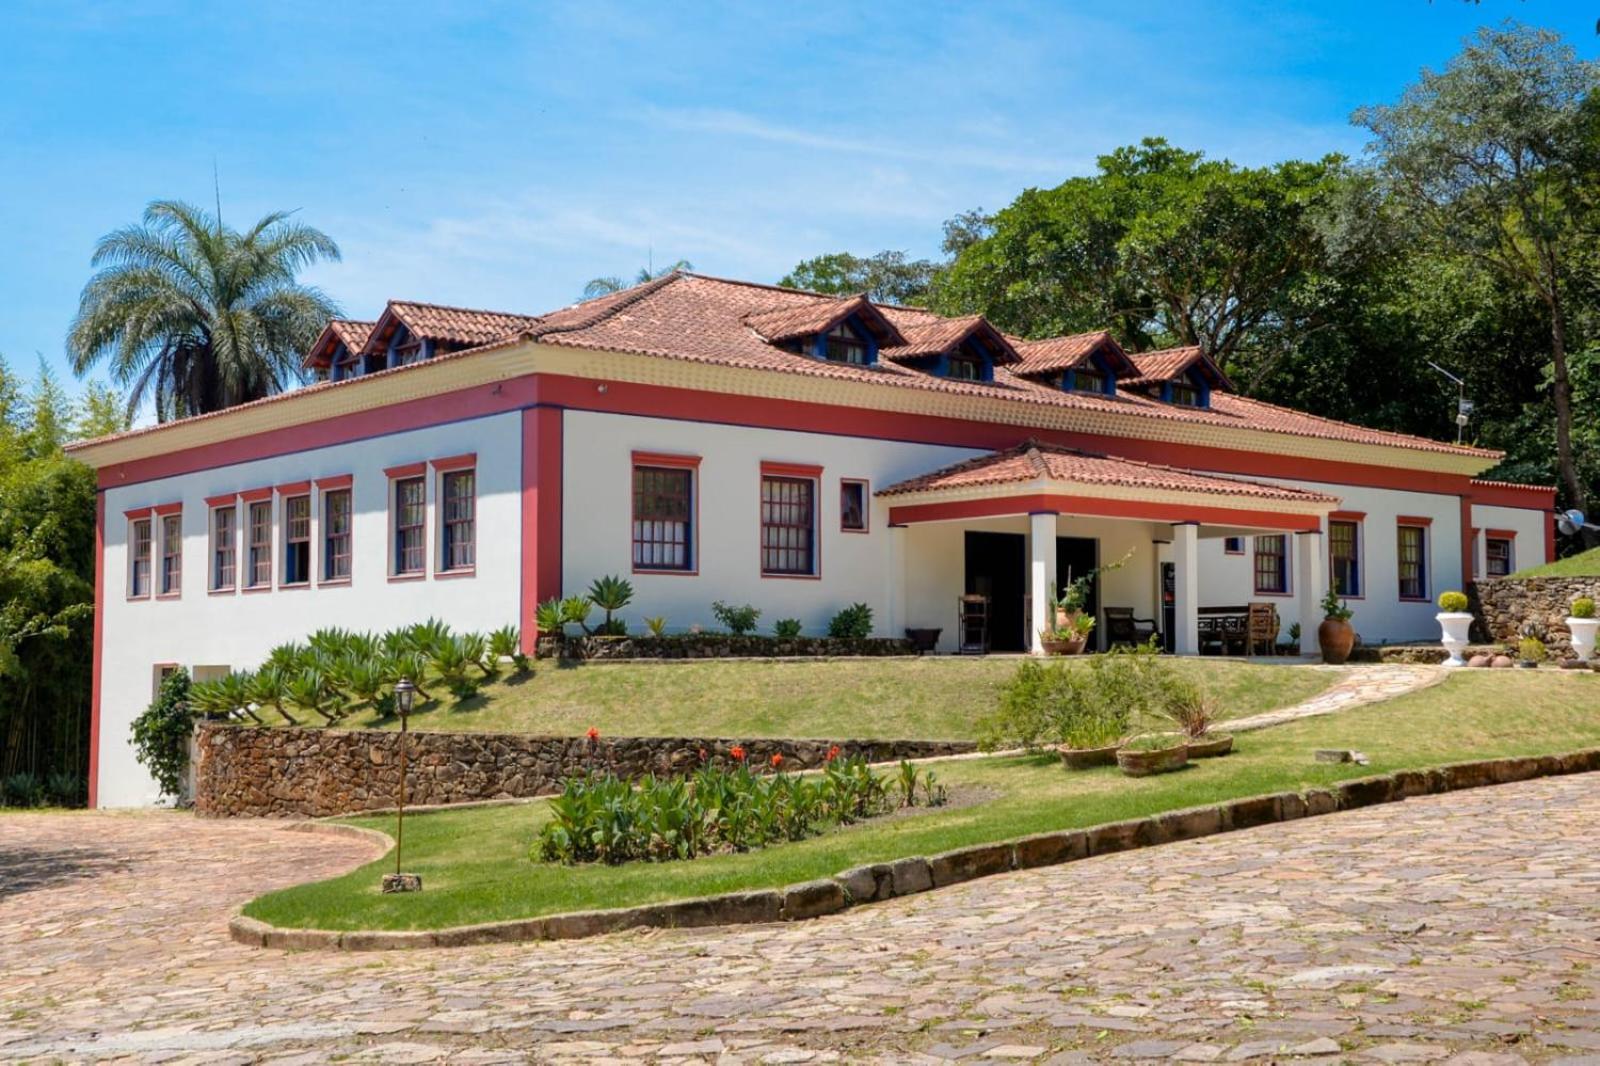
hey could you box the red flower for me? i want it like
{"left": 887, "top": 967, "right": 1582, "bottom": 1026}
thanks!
{"left": 698, "top": 747, "right": 708, "bottom": 761}
{"left": 730, "top": 745, "right": 746, "bottom": 762}
{"left": 586, "top": 727, "right": 600, "bottom": 742}
{"left": 826, "top": 745, "right": 841, "bottom": 762}
{"left": 770, "top": 753, "right": 784, "bottom": 769}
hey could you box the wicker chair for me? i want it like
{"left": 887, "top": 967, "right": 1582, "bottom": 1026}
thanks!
{"left": 1246, "top": 602, "right": 1281, "bottom": 657}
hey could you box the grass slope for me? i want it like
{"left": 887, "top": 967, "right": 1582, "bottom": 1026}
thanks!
{"left": 1513, "top": 545, "right": 1600, "bottom": 578}
{"left": 328, "top": 658, "right": 1338, "bottom": 741}
{"left": 245, "top": 669, "right": 1600, "bottom": 932}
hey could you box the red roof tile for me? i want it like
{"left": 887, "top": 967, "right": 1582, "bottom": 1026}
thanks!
{"left": 877, "top": 440, "right": 1338, "bottom": 503}
{"left": 744, "top": 293, "right": 905, "bottom": 346}
{"left": 1011, "top": 332, "right": 1133, "bottom": 376}
{"left": 1126, "top": 346, "right": 1234, "bottom": 391}
{"left": 380, "top": 301, "right": 543, "bottom": 350}
{"left": 303, "top": 319, "right": 376, "bottom": 370}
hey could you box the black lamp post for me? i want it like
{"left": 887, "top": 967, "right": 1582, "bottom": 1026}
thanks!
{"left": 382, "top": 677, "right": 421, "bottom": 893}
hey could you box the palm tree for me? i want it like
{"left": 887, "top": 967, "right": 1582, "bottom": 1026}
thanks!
{"left": 582, "top": 259, "right": 693, "bottom": 300}
{"left": 68, "top": 200, "right": 341, "bottom": 421}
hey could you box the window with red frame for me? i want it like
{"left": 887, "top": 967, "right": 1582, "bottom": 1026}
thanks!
{"left": 1397, "top": 524, "right": 1428, "bottom": 600}
{"left": 130, "top": 517, "right": 152, "bottom": 596}
{"left": 323, "top": 489, "right": 352, "bottom": 581}
{"left": 633, "top": 465, "right": 693, "bottom": 570}
{"left": 211, "top": 506, "right": 236, "bottom": 591}
{"left": 394, "top": 477, "right": 426, "bottom": 575}
{"left": 159, "top": 514, "right": 182, "bottom": 595}
{"left": 1486, "top": 536, "right": 1512, "bottom": 577}
{"left": 283, "top": 495, "right": 311, "bottom": 585}
{"left": 441, "top": 470, "right": 475, "bottom": 571}
{"left": 761, "top": 475, "right": 816, "bottom": 575}
{"left": 246, "top": 501, "right": 272, "bottom": 588}
{"left": 1253, "top": 535, "right": 1287, "bottom": 594}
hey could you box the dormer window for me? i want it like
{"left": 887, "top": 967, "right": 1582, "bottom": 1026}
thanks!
{"left": 947, "top": 355, "right": 983, "bottom": 381}
{"left": 1072, "top": 369, "right": 1106, "bottom": 394}
{"left": 1169, "top": 382, "right": 1200, "bottom": 406}
{"left": 824, "top": 323, "right": 868, "bottom": 366}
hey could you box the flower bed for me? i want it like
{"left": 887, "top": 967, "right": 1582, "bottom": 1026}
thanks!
{"left": 536, "top": 634, "right": 916, "bottom": 661}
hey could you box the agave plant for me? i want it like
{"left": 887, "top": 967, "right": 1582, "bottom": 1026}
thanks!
{"left": 488, "top": 624, "right": 531, "bottom": 674}
{"left": 216, "top": 672, "right": 260, "bottom": 723}
{"left": 535, "top": 598, "right": 564, "bottom": 638}
{"left": 344, "top": 657, "right": 389, "bottom": 710}
{"left": 247, "top": 665, "right": 298, "bottom": 725}
{"left": 430, "top": 637, "right": 470, "bottom": 689}
{"left": 387, "top": 651, "right": 433, "bottom": 700}
{"left": 263, "top": 641, "right": 310, "bottom": 675}
{"left": 457, "top": 632, "right": 495, "bottom": 678}
{"left": 406, "top": 617, "right": 454, "bottom": 658}
{"left": 587, "top": 575, "right": 634, "bottom": 636}
{"left": 286, "top": 668, "right": 338, "bottom": 725}
{"left": 307, "top": 627, "right": 354, "bottom": 658}
{"left": 560, "top": 595, "right": 594, "bottom": 635}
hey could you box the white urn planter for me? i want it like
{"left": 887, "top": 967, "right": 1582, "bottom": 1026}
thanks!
{"left": 1567, "top": 617, "right": 1600, "bottom": 663}
{"left": 1436, "top": 612, "right": 1474, "bottom": 667}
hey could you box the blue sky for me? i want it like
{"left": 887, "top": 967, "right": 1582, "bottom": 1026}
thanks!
{"left": 2, "top": 1, "right": 1595, "bottom": 394}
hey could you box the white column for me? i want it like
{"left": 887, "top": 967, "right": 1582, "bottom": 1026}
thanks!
{"left": 1297, "top": 529, "right": 1328, "bottom": 659}
{"left": 1473, "top": 528, "right": 1487, "bottom": 582}
{"left": 887, "top": 525, "right": 908, "bottom": 638}
{"left": 1029, "top": 512, "right": 1057, "bottom": 655}
{"left": 1171, "top": 522, "right": 1199, "bottom": 655}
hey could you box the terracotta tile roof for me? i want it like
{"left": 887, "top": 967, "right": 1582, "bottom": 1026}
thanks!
{"left": 381, "top": 301, "right": 543, "bottom": 349}
{"left": 1126, "top": 346, "right": 1234, "bottom": 391}
{"left": 302, "top": 319, "right": 378, "bottom": 370}
{"left": 1470, "top": 478, "right": 1558, "bottom": 494}
{"left": 329, "top": 319, "right": 374, "bottom": 353}
{"left": 744, "top": 294, "right": 905, "bottom": 345}
{"left": 1011, "top": 331, "right": 1132, "bottom": 376}
{"left": 877, "top": 440, "right": 1339, "bottom": 503}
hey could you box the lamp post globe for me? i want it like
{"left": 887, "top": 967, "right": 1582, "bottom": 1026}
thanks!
{"left": 394, "top": 676, "right": 416, "bottom": 717}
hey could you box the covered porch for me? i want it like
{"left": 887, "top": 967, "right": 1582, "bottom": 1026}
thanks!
{"left": 877, "top": 442, "right": 1339, "bottom": 657}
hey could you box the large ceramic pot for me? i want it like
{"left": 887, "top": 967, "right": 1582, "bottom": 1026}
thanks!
{"left": 1040, "top": 634, "right": 1087, "bottom": 655}
{"left": 1058, "top": 743, "right": 1120, "bottom": 770}
{"left": 1567, "top": 617, "right": 1599, "bottom": 663}
{"left": 1317, "top": 618, "right": 1355, "bottom": 665}
{"left": 1436, "top": 612, "right": 1474, "bottom": 667}
{"left": 1116, "top": 738, "right": 1189, "bottom": 777}
{"left": 1186, "top": 734, "right": 1235, "bottom": 759}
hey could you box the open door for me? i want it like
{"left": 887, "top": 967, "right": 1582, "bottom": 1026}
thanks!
{"left": 964, "top": 531, "right": 1026, "bottom": 652}
{"left": 1056, "top": 536, "right": 1100, "bottom": 650}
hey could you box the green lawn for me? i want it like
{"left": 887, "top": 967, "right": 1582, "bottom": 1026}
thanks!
{"left": 323, "top": 657, "right": 1338, "bottom": 741}
{"left": 245, "top": 668, "right": 1600, "bottom": 932}
{"left": 1513, "top": 545, "right": 1600, "bottom": 578}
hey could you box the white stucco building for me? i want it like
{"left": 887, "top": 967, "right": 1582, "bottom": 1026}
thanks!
{"left": 66, "top": 273, "right": 1555, "bottom": 806}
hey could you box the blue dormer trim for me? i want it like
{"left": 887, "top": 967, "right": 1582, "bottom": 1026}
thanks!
{"left": 1062, "top": 351, "right": 1117, "bottom": 396}
{"left": 808, "top": 313, "right": 878, "bottom": 365}
{"left": 385, "top": 325, "right": 408, "bottom": 369}
{"left": 1159, "top": 367, "right": 1211, "bottom": 408}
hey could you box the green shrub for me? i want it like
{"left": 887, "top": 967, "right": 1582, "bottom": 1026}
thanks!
{"left": 535, "top": 753, "right": 905, "bottom": 865}
{"left": 1519, "top": 636, "right": 1547, "bottom": 662}
{"left": 1572, "top": 597, "right": 1596, "bottom": 619}
{"left": 773, "top": 618, "right": 803, "bottom": 639}
{"left": 1320, "top": 587, "right": 1353, "bottom": 623}
{"left": 1161, "top": 678, "right": 1219, "bottom": 738}
{"left": 644, "top": 616, "right": 668, "bottom": 637}
{"left": 130, "top": 668, "right": 195, "bottom": 801}
{"left": 587, "top": 575, "right": 634, "bottom": 636}
{"left": 489, "top": 624, "right": 531, "bottom": 674}
{"left": 711, "top": 600, "right": 761, "bottom": 635}
{"left": 1437, "top": 590, "right": 1470, "bottom": 613}
{"left": 1121, "top": 731, "right": 1188, "bottom": 752}
{"left": 3, "top": 772, "right": 44, "bottom": 808}
{"left": 827, "top": 602, "right": 874, "bottom": 639}
{"left": 978, "top": 649, "right": 1173, "bottom": 752}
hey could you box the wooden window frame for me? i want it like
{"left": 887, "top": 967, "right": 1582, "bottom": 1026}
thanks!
{"left": 1397, "top": 519, "right": 1431, "bottom": 602}
{"left": 386, "top": 463, "right": 428, "bottom": 580}
{"left": 946, "top": 354, "right": 983, "bottom": 381}
{"left": 759, "top": 461, "right": 823, "bottom": 579}
{"left": 157, "top": 511, "right": 183, "bottom": 599}
{"left": 127, "top": 509, "right": 153, "bottom": 599}
{"left": 316, "top": 476, "right": 353, "bottom": 586}
{"left": 1222, "top": 536, "right": 1244, "bottom": 556}
{"left": 280, "top": 490, "right": 312, "bottom": 588}
{"left": 206, "top": 495, "right": 238, "bottom": 594}
{"left": 1485, "top": 529, "right": 1517, "bottom": 578}
{"left": 436, "top": 462, "right": 477, "bottom": 577}
{"left": 631, "top": 451, "right": 699, "bottom": 575}
{"left": 244, "top": 497, "right": 274, "bottom": 592}
{"left": 1252, "top": 534, "right": 1291, "bottom": 597}
{"left": 840, "top": 478, "right": 870, "bottom": 533}
{"left": 1328, "top": 516, "right": 1364, "bottom": 599}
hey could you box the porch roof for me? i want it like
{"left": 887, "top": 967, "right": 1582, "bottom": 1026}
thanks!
{"left": 877, "top": 441, "right": 1339, "bottom": 531}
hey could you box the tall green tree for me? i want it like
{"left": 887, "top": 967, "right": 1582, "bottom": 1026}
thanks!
{"left": 935, "top": 139, "right": 1347, "bottom": 369}
{"left": 68, "top": 200, "right": 341, "bottom": 422}
{"left": 1354, "top": 22, "right": 1600, "bottom": 511}
{"left": 779, "top": 250, "right": 940, "bottom": 304}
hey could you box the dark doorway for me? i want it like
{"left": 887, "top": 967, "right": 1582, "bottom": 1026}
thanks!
{"left": 964, "top": 531, "right": 1026, "bottom": 652}
{"left": 1056, "top": 536, "right": 1100, "bottom": 650}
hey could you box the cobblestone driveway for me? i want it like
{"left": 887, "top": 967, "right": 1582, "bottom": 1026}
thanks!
{"left": 4, "top": 776, "right": 1600, "bottom": 1064}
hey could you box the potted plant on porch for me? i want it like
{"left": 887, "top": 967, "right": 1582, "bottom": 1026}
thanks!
{"left": 1435, "top": 590, "right": 1474, "bottom": 667}
{"left": 1317, "top": 588, "right": 1356, "bottom": 665}
{"left": 1040, "top": 603, "right": 1094, "bottom": 655}
{"left": 1567, "top": 596, "right": 1598, "bottom": 663}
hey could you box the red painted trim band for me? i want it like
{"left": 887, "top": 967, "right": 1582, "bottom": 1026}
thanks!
{"left": 204, "top": 493, "right": 238, "bottom": 508}
{"left": 240, "top": 486, "right": 273, "bottom": 502}
{"left": 632, "top": 450, "right": 703, "bottom": 469}
{"left": 274, "top": 481, "right": 311, "bottom": 496}
{"left": 123, "top": 506, "right": 153, "bottom": 520}
{"left": 314, "top": 474, "right": 353, "bottom": 490}
{"left": 1328, "top": 510, "right": 1366, "bottom": 522}
{"left": 1485, "top": 527, "right": 1519, "bottom": 541}
{"left": 430, "top": 452, "right": 477, "bottom": 472}
{"left": 887, "top": 493, "right": 1323, "bottom": 532}
{"left": 1396, "top": 515, "right": 1434, "bottom": 527}
{"left": 761, "top": 460, "right": 824, "bottom": 479}
{"left": 384, "top": 462, "right": 426, "bottom": 479}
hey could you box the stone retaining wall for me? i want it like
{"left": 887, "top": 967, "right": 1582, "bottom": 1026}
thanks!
{"left": 193, "top": 723, "right": 974, "bottom": 818}
{"left": 1472, "top": 576, "right": 1600, "bottom": 648}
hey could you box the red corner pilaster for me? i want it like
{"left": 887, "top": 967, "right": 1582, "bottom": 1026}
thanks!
{"left": 89, "top": 490, "right": 105, "bottom": 808}
{"left": 521, "top": 404, "right": 564, "bottom": 653}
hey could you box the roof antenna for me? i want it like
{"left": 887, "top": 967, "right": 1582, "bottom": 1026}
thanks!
{"left": 1427, "top": 361, "right": 1472, "bottom": 444}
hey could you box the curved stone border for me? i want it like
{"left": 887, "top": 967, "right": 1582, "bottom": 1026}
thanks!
{"left": 230, "top": 745, "right": 1600, "bottom": 952}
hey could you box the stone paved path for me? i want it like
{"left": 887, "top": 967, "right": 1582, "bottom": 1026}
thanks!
{"left": 1227, "top": 664, "right": 1444, "bottom": 732}
{"left": 7, "top": 773, "right": 1600, "bottom": 1063}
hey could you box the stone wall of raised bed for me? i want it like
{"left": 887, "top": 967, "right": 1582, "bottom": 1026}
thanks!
{"left": 1471, "top": 576, "right": 1600, "bottom": 649}
{"left": 535, "top": 634, "right": 915, "bottom": 660}
{"left": 192, "top": 723, "right": 973, "bottom": 818}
